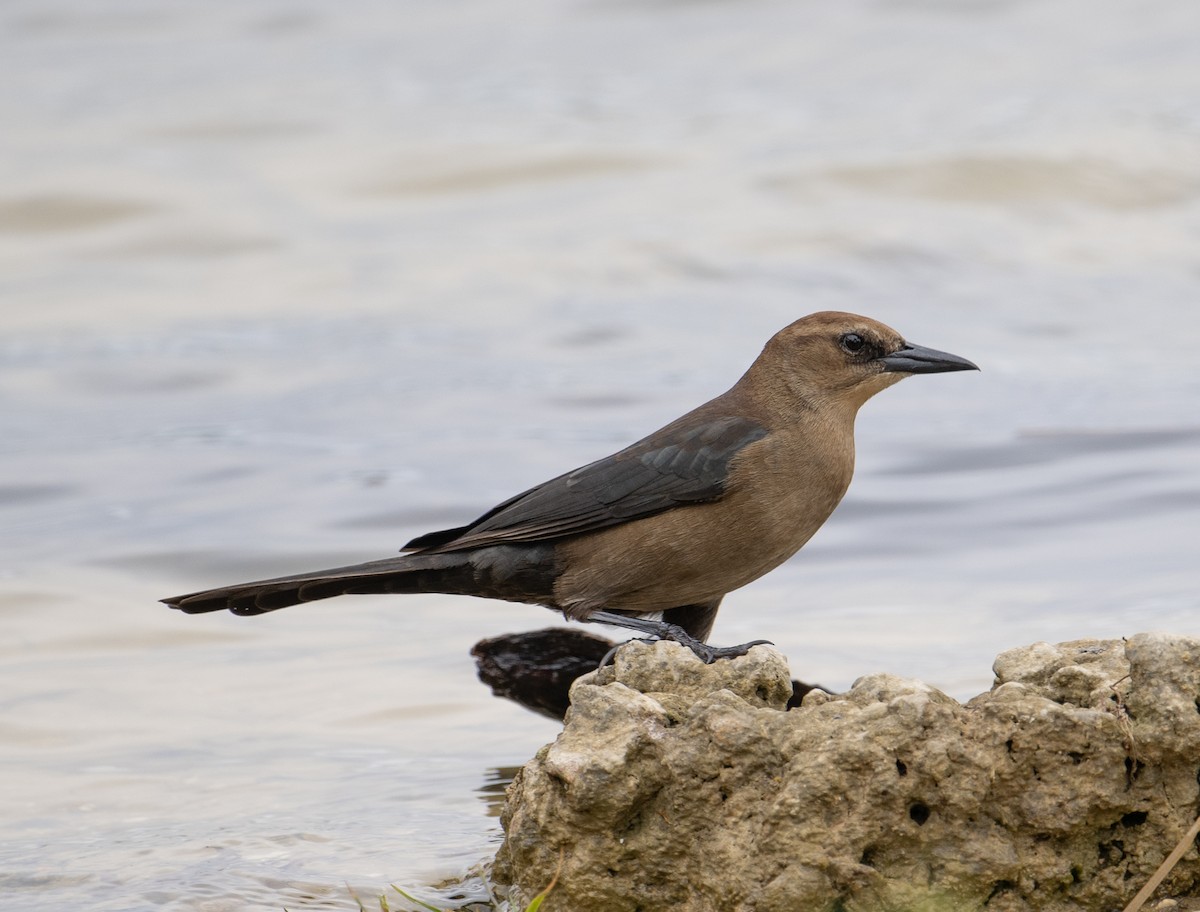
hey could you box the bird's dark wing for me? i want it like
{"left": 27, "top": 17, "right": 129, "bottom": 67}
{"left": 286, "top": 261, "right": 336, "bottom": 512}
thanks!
{"left": 403, "top": 414, "right": 768, "bottom": 553}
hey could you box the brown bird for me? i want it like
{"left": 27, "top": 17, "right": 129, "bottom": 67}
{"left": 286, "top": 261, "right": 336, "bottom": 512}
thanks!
{"left": 163, "top": 312, "right": 977, "bottom": 662}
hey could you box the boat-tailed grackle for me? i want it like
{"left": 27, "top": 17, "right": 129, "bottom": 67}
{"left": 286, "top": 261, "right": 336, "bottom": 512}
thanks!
{"left": 163, "top": 312, "right": 978, "bottom": 662}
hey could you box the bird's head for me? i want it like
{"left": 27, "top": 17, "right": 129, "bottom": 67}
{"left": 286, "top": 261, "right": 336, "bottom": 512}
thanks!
{"left": 755, "top": 311, "right": 979, "bottom": 412}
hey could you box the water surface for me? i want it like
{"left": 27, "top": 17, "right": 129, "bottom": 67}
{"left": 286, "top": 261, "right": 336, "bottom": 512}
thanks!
{"left": 3, "top": 0, "right": 1199, "bottom": 908}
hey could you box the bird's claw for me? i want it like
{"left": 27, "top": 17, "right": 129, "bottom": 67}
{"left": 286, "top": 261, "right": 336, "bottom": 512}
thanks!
{"left": 658, "top": 623, "right": 772, "bottom": 663}
{"left": 598, "top": 637, "right": 658, "bottom": 668}
{"left": 597, "top": 627, "right": 772, "bottom": 667}
{"left": 690, "top": 638, "right": 774, "bottom": 664}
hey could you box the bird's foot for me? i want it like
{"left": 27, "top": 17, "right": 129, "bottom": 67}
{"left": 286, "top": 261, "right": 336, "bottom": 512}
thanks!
{"left": 659, "top": 624, "right": 773, "bottom": 664}
{"left": 595, "top": 624, "right": 772, "bottom": 666}
{"left": 585, "top": 610, "right": 772, "bottom": 665}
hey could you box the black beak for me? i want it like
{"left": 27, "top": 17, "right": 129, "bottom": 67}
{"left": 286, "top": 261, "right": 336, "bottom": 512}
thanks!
{"left": 879, "top": 343, "right": 979, "bottom": 374}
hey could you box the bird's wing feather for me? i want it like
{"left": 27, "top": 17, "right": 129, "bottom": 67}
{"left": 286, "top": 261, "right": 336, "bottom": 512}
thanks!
{"left": 403, "top": 415, "right": 768, "bottom": 553}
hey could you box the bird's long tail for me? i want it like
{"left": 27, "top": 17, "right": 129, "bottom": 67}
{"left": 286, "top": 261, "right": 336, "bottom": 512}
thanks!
{"left": 162, "top": 545, "right": 557, "bottom": 616}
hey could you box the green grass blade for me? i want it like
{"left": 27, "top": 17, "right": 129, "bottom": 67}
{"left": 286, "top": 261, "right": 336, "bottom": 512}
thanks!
{"left": 389, "top": 884, "right": 446, "bottom": 912}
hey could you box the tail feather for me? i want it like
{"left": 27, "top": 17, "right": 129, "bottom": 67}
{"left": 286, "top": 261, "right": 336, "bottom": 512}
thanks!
{"left": 162, "top": 544, "right": 560, "bottom": 616}
{"left": 163, "top": 554, "right": 464, "bottom": 615}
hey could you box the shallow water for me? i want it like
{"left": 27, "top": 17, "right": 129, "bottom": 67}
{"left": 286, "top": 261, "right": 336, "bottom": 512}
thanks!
{"left": 3, "top": 0, "right": 1200, "bottom": 908}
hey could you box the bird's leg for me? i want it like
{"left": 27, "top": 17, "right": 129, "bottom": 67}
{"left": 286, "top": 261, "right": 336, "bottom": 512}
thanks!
{"left": 586, "top": 610, "right": 772, "bottom": 665}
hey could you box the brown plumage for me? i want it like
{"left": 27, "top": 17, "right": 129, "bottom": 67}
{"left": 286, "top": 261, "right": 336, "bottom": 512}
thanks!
{"left": 163, "top": 312, "right": 977, "bottom": 661}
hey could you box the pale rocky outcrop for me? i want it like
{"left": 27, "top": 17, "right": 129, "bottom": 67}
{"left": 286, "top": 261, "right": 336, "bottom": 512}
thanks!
{"left": 493, "top": 634, "right": 1200, "bottom": 912}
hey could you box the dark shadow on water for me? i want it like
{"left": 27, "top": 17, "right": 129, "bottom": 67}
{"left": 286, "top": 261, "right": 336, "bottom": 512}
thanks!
{"left": 886, "top": 427, "right": 1200, "bottom": 475}
{"left": 478, "top": 766, "right": 521, "bottom": 818}
{"left": 0, "top": 484, "right": 78, "bottom": 507}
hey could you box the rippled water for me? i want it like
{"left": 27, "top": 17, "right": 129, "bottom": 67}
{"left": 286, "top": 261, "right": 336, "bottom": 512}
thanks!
{"left": 3, "top": 0, "right": 1200, "bottom": 909}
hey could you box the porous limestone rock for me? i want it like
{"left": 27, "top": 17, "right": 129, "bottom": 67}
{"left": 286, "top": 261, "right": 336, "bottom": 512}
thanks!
{"left": 492, "top": 634, "right": 1200, "bottom": 912}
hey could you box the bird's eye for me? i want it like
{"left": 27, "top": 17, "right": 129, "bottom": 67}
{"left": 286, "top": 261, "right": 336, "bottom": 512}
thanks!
{"left": 839, "top": 333, "right": 865, "bottom": 354}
